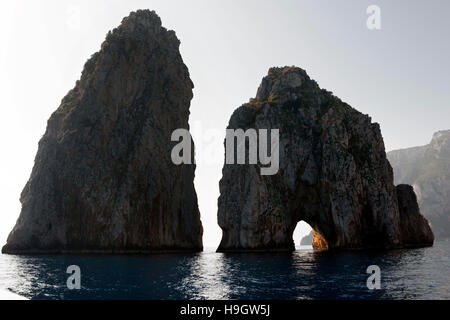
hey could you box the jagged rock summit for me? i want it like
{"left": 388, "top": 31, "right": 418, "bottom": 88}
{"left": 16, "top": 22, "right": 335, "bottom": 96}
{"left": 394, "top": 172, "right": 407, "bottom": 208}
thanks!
{"left": 217, "top": 66, "right": 434, "bottom": 252}
{"left": 388, "top": 130, "right": 450, "bottom": 240}
{"left": 2, "top": 10, "right": 203, "bottom": 253}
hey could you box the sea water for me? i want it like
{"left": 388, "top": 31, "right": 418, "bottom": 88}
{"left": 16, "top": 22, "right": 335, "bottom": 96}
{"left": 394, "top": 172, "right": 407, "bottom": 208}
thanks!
{"left": 0, "top": 241, "right": 448, "bottom": 300}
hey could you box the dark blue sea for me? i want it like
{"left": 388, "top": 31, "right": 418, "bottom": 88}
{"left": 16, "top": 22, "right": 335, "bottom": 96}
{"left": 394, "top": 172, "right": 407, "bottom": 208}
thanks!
{"left": 1, "top": 241, "right": 449, "bottom": 300}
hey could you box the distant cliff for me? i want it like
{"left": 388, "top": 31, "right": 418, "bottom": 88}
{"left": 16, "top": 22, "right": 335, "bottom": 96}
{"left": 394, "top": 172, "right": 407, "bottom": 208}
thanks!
{"left": 2, "top": 10, "right": 203, "bottom": 254}
{"left": 217, "top": 67, "right": 434, "bottom": 252}
{"left": 388, "top": 130, "right": 450, "bottom": 240}
{"left": 300, "top": 231, "right": 313, "bottom": 246}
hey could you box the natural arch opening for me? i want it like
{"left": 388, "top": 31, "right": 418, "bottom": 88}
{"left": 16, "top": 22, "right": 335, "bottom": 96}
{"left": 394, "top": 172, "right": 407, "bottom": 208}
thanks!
{"left": 292, "top": 220, "right": 330, "bottom": 251}
{"left": 293, "top": 221, "right": 312, "bottom": 250}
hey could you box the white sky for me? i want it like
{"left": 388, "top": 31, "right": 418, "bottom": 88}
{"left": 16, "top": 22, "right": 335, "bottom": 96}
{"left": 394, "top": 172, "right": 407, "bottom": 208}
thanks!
{"left": 0, "top": 0, "right": 449, "bottom": 248}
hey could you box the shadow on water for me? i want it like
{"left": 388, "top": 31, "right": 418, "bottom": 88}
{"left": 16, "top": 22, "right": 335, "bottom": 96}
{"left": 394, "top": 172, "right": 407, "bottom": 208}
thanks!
{"left": 0, "top": 241, "right": 449, "bottom": 300}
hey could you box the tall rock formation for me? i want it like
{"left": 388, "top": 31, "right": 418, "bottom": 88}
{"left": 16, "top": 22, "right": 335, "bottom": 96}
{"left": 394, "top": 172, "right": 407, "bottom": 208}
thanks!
{"left": 217, "top": 66, "right": 434, "bottom": 252}
{"left": 388, "top": 130, "right": 450, "bottom": 240}
{"left": 2, "top": 10, "right": 203, "bottom": 254}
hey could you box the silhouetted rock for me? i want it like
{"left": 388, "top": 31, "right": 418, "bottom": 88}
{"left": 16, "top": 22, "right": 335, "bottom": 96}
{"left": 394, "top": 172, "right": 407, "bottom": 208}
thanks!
{"left": 2, "top": 10, "right": 203, "bottom": 254}
{"left": 217, "top": 66, "right": 433, "bottom": 252}
{"left": 396, "top": 185, "right": 434, "bottom": 246}
{"left": 388, "top": 130, "right": 450, "bottom": 240}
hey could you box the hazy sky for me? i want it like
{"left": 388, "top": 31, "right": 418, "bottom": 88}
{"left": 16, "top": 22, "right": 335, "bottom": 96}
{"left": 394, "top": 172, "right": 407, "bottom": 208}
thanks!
{"left": 0, "top": 0, "right": 449, "bottom": 248}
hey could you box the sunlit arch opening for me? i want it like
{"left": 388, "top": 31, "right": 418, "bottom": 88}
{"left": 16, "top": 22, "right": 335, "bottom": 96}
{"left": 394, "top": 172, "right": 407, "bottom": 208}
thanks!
{"left": 293, "top": 220, "right": 313, "bottom": 250}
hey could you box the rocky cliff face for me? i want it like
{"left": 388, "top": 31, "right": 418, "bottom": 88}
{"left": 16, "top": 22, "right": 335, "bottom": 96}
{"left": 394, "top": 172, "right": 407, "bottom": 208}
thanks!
{"left": 217, "top": 66, "right": 433, "bottom": 252}
{"left": 2, "top": 10, "right": 203, "bottom": 254}
{"left": 388, "top": 130, "right": 450, "bottom": 240}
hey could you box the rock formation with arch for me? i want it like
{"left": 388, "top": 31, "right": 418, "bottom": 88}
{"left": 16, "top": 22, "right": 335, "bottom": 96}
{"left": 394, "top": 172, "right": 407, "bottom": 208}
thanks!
{"left": 217, "top": 66, "right": 434, "bottom": 252}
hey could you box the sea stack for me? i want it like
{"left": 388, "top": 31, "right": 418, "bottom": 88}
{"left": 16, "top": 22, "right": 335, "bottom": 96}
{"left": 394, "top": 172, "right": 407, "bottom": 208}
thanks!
{"left": 388, "top": 130, "right": 450, "bottom": 240}
{"left": 217, "top": 66, "right": 434, "bottom": 252}
{"left": 2, "top": 10, "right": 203, "bottom": 253}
